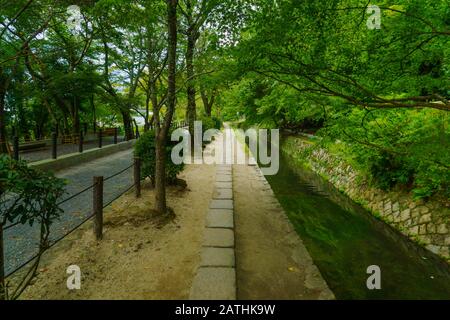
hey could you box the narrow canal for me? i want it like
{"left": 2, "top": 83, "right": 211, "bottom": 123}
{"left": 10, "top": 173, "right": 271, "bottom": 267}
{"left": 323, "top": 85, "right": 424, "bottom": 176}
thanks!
{"left": 265, "top": 151, "right": 450, "bottom": 299}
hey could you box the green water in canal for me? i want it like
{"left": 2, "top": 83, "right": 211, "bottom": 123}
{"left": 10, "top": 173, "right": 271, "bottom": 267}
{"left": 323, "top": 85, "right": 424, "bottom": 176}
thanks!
{"left": 264, "top": 152, "right": 450, "bottom": 300}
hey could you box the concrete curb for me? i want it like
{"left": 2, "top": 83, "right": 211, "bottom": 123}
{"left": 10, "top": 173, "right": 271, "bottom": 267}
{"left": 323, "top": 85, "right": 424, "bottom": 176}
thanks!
{"left": 29, "top": 140, "right": 136, "bottom": 172}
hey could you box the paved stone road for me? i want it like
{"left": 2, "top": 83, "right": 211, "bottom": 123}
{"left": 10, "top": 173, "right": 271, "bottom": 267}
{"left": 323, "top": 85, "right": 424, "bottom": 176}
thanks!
{"left": 4, "top": 149, "right": 134, "bottom": 275}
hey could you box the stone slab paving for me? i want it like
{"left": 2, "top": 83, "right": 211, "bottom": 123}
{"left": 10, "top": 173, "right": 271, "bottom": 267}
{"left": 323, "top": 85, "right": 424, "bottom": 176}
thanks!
{"left": 216, "top": 171, "right": 232, "bottom": 176}
{"left": 203, "top": 228, "right": 235, "bottom": 248}
{"left": 190, "top": 134, "right": 237, "bottom": 300}
{"left": 201, "top": 248, "right": 235, "bottom": 267}
{"left": 216, "top": 174, "right": 232, "bottom": 182}
{"left": 216, "top": 181, "right": 232, "bottom": 189}
{"left": 214, "top": 188, "right": 233, "bottom": 200}
{"left": 206, "top": 209, "right": 234, "bottom": 229}
{"left": 217, "top": 164, "right": 232, "bottom": 169}
{"left": 210, "top": 199, "right": 234, "bottom": 210}
{"left": 189, "top": 268, "right": 236, "bottom": 300}
{"left": 192, "top": 125, "right": 334, "bottom": 300}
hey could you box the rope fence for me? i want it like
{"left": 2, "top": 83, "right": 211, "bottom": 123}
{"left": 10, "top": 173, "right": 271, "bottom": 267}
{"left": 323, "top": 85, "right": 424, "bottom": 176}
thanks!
{"left": 1, "top": 158, "right": 141, "bottom": 279}
{"left": 1, "top": 119, "right": 187, "bottom": 285}
{"left": 104, "top": 163, "right": 134, "bottom": 182}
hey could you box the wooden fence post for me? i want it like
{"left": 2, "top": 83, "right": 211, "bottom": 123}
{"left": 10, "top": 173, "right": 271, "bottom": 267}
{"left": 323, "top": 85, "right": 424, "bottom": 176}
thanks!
{"left": 79, "top": 131, "right": 84, "bottom": 153}
{"left": 134, "top": 157, "right": 141, "bottom": 198}
{"left": 98, "top": 129, "right": 103, "bottom": 149}
{"left": 93, "top": 176, "right": 104, "bottom": 240}
{"left": 13, "top": 136, "right": 19, "bottom": 161}
{"left": 0, "top": 224, "right": 5, "bottom": 300}
{"left": 52, "top": 132, "right": 57, "bottom": 159}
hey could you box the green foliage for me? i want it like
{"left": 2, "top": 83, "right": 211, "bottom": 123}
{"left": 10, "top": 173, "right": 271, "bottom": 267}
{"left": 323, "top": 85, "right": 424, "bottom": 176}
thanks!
{"left": 220, "top": 75, "right": 327, "bottom": 130}
{"left": 0, "top": 155, "right": 65, "bottom": 226}
{"left": 216, "top": 0, "right": 450, "bottom": 201}
{"left": 234, "top": 0, "right": 449, "bottom": 109}
{"left": 367, "top": 152, "right": 415, "bottom": 190}
{"left": 198, "top": 114, "right": 222, "bottom": 133}
{"left": 2, "top": 0, "right": 449, "bottom": 204}
{"left": 211, "top": 116, "right": 223, "bottom": 130}
{"left": 134, "top": 130, "right": 184, "bottom": 184}
{"left": 0, "top": 154, "right": 65, "bottom": 300}
{"left": 320, "top": 107, "right": 450, "bottom": 200}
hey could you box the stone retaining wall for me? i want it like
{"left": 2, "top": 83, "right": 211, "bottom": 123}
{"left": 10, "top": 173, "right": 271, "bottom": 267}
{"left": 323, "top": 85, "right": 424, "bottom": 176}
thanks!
{"left": 283, "top": 136, "right": 450, "bottom": 261}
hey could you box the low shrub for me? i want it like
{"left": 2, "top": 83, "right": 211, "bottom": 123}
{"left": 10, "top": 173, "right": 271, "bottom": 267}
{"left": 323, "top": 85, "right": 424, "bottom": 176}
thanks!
{"left": 134, "top": 129, "right": 184, "bottom": 185}
{"left": 198, "top": 114, "right": 222, "bottom": 133}
{"left": 0, "top": 155, "right": 65, "bottom": 300}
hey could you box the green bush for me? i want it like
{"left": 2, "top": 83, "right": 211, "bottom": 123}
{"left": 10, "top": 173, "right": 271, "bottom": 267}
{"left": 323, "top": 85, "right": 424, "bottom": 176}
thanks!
{"left": 321, "top": 108, "right": 450, "bottom": 201}
{"left": 0, "top": 155, "right": 65, "bottom": 226}
{"left": 368, "top": 152, "right": 415, "bottom": 191}
{"left": 134, "top": 129, "right": 184, "bottom": 184}
{"left": 0, "top": 155, "right": 65, "bottom": 300}
{"left": 198, "top": 114, "right": 222, "bottom": 133}
{"left": 211, "top": 116, "right": 222, "bottom": 130}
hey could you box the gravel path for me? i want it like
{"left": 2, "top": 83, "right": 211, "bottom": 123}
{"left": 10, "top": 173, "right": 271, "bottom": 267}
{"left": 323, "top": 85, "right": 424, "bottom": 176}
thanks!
{"left": 4, "top": 149, "right": 134, "bottom": 276}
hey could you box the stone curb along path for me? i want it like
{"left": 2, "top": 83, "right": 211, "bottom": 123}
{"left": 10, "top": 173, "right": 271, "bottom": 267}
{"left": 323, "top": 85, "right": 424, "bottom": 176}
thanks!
{"left": 189, "top": 163, "right": 237, "bottom": 300}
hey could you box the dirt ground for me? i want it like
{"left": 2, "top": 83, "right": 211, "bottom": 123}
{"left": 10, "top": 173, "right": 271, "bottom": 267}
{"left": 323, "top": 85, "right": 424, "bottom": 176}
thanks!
{"left": 233, "top": 164, "right": 334, "bottom": 300}
{"left": 15, "top": 164, "right": 215, "bottom": 300}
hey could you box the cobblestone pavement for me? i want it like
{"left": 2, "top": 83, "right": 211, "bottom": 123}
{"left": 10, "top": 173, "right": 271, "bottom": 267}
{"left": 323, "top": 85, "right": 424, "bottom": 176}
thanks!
{"left": 4, "top": 149, "right": 134, "bottom": 275}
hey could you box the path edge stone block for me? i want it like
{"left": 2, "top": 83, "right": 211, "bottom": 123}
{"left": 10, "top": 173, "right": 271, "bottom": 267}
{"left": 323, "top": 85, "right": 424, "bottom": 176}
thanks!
{"left": 206, "top": 209, "right": 234, "bottom": 229}
{"left": 190, "top": 161, "right": 236, "bottom": 301}
{"left": 203, "top": 228, "right": 235, "bottom": 248}
{"left": 200, "top": 247, "right": 235, "bottom": 267}
{"left": 189, "top": 267, "right": 236, "bottom": 300}
{"left": 210, "top": 199, "right": 234, "bottom": 210}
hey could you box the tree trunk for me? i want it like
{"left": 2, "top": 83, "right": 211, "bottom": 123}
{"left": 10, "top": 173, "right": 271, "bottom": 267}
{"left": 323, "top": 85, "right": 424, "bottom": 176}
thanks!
{"left": 72, "top": 97, "right": 80, "bottom": 135}
{"left": 154, "top": 0, "right": 178, "bottom": 214}
{"left": 145, "top": 93, "right": 151, "bottom": 131}
{"left": 121, "top": 110, "right": 134, "bottom": 140}
{"left": 91, "top": 95, "right": 96, "bottom": 134}
{"left": 201, "top": 89, "right": 215, "bottom": 117}
{"left": 15, "top": 72, "right": 30, "bottom": 139}
{"left": 186, "top": 29, "right": 196, "bottom": 141}
{"left": 0, "top": 73, "right": 8, "bottom": 154}
{"left": 154, "top": 132, "right": 167, "bottom": 213}
{"left": 148, "top": 79, "right": 158, "bottom": 131}
{"left": 62, "top": 115, "right": 69, "bottom": 135}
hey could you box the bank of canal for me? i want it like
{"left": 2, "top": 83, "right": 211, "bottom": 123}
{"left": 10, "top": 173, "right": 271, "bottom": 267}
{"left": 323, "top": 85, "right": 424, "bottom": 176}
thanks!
{"left": 264, "top": 151, "right": 450, "bottom": 299}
